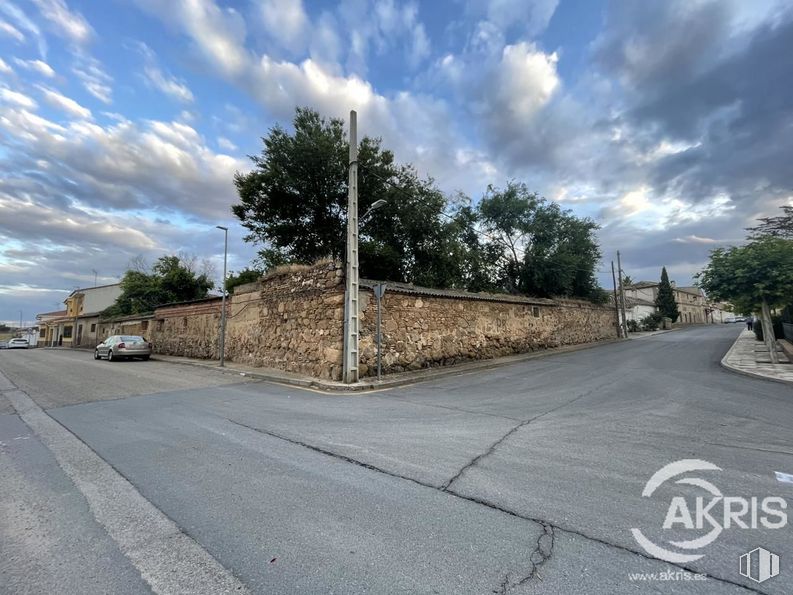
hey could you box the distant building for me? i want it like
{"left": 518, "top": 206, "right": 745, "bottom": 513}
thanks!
{"left": 623, "top": 281, "right": 720, "bottom": 324}
{"left": 37, "top": 284, "right": 122, "bottom": 348}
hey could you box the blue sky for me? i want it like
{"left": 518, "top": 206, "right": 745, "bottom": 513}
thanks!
{"left": 1, "top": 0, "right": 791, "bottom": 324}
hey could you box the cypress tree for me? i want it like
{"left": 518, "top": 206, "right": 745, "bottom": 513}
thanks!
{"left": 655, "top": 266, "right": 679, "bottom": 322}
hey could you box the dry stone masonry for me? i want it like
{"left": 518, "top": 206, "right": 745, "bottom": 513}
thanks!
{"left": 97, "top": 261, "right": 617, "bottom": 381}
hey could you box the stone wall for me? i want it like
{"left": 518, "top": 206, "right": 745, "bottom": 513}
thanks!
{"left": 150, "top": 298, "right": 225, "bottom": 359}
{"left": 226, "top": 261, "right": 346, "bottom": 380}
{"left": 91, "top": 262, "right": 617, "bottom": 380}
{"left": 357, "top": 284, "right": 616, "bottom": 376}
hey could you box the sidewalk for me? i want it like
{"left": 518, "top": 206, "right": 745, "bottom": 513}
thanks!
{"left": 721, "top": 329, "right": 793, "bottom": 385}
{"left": 152, "top": 337, "right": 623, "bottom": 393}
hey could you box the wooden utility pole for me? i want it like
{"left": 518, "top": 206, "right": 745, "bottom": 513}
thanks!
{"left": 343, "top": 110, "right": 360, "bottom": 383}
{"left": 617, "top": 250, "right": 629, "bottom": 337}
{"left": 611, "top": 261, "right": 622, "bottom": 338}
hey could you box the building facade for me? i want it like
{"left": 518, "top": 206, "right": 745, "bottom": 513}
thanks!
{"left": 624, "top": 281, "right": 717, "bottom": 324}
{"left": 37, "top": 284, "right": 122, "bottom": 348}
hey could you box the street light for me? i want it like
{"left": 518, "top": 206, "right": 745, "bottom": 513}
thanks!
{"left": 216, "top": 225, "right": 228, "bottom": 367}
{"left": 362, "top": 199, "right": 387, "bottom": 221}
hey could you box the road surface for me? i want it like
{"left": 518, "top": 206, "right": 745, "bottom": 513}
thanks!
{"left": 1, "top": 326, "right": 791, "bottom": 593}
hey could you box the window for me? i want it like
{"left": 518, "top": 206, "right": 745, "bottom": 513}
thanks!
{"left": 141, "top": 320, "right": 149, "bottom": 331}
{"left": 39, "top": 328, "right": 46, "bottom": 338}
{"left": 532, "top": 306, "right": 540, "bottom": 318}
{"left": 63, "top": 325, "right": 73, "bottom": 338}
{"left": 90, "top": 323, "right": 96, "bottom": 332}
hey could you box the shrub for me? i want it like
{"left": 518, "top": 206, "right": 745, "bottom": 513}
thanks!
{"left": 627, "top": 319, "right": 640, "bottom": 333}
{"left": 640, "top": 313, "right": 663, "bottom": 331}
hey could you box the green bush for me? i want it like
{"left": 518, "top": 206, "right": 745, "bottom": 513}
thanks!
{"left": 627, "top": 319, "right": 640, "bottom": 333}
{"left": 640, "top": 313, "right": 663, "bottom": 331}
{"left": 753, "top": 316, "right": 784, "bottom": 341}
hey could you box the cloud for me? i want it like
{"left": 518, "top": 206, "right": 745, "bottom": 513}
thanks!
{"left": 0, "top": 18, "right": 25, "bottom": 42}
{"left": 259, "top": 0, "right": 308, "bottom": 54}
{"left": 217, "top": 136, "right": 237, "bottom": 152}
{"left": 72, "top": 52, "right": 113, "bottom": 103}
{"left": 143, "top": 64, "right": 194, "bottom": 103}
{"left": 0, "top": 87, "right": 37, "bottom": 109}
{"left": 0, "top": 99, "right": 246, "bottom": 219}
{"left": 38, "top": 86, "right": 92, "bottom": 119}
{"left": 14, "top": 58, "right": 55, "bottom": 77}
{"left": 0, "top": 57, "right": 12, "bottom": 75}
{"left": 465, "top": 0, "right": 559, "bottom": 37}
{"left": 0, "top": 2, "right": 47, "bottom": 56}
{"left": 30, "top": 0, "right": 94, "bottom": 45}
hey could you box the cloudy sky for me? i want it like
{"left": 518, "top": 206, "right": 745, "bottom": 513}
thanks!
{"left": 1, "top": 0, "right": 791, "bottom": 324}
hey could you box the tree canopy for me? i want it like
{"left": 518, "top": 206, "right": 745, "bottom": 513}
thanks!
{"left": 232, "top": 107, "right": 605, "bottom": 302}
{"left": 697, "top": 236, "right": 793, "bottom": 313}
{"left": 747, "top": 205, "right": 793, "bottom": 239}
{"left": 103, "top": 255, "right": 214, "bottom": 317}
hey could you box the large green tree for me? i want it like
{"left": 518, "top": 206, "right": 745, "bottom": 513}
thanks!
{"left": 232, "top": 107, "right": 480, "bottom": 287}
{"left": 476, "top": 182, "right": 605, "bottom": 301}
{"left": 655, "top": 267, "right": 679, "bottom": 322}
{"left": 698, "top": 236, "right": 793, "bottom": 362}
{"left": 103, "top": 255, "right": 213, "bottom": 317}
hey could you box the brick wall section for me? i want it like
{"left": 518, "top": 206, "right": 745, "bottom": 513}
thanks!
{"left": 357, "top": 287, "right": 616, "bottom": 377}
{"left": 226, "top": 262, "right": 346, "bottom": 380}
{"left": 150, "top": 298, "right": 225, "bottom": 359}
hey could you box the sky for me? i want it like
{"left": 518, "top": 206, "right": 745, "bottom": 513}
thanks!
{"left": 1, "top": 0, "right": 792, "bottom": 325}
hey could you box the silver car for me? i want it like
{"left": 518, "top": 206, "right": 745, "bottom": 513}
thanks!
{"left": 95, "top": 335, "right": 152, "bottom": 361}
{"left": 8, "top": 338, "right": 29, "bottom": 349}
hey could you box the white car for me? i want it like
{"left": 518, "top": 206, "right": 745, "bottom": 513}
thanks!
{"left": 8, "top": 338, "right": 29, "bottom": 349}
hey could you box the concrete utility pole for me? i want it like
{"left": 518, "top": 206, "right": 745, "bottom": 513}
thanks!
{"left": 617, "top": 251, "right": 629, "bottom": 337}
{"left": 611, "top": 261, "right": 622, "bottom": 338}
{"left": 343, "top": 110, "right": 360, "bottom": 383}
{"left": 216, "top": 226, "right": 228, "bottom": 367}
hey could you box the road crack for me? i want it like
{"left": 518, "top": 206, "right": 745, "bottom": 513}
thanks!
{"left": 494, "top": 523, "right": 555, "bottom": 593}
{"left": 226, "top": 416, "right": 760, "bottom": 594}
{"left": 441, "top": 376, "right": 623, "bottom": 491}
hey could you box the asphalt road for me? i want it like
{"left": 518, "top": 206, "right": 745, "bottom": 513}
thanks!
{"left": 1, "top": 326, "right": 791, "bottom": 594}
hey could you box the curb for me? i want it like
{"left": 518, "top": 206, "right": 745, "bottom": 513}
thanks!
{"left": 719, "top": 334, "right": 793, "bottom": 387}
{"left": 152, "top": 337, "right": 626, "bottom": 394}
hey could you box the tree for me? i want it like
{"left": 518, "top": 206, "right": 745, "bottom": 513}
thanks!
{"left": 225, "top": 268, "right": 262, "bottom": 293}
{"left": 477, "top": 182, "right": 604, "bottom": 301}
{"left": 622, "top": 275, "right": 634, "bottom": 287}
{"left": 232, "top": 107, "right": 480, "bottom": 288}
{"left": 103, "top": 255, "right": 213, "bottom": 317}
{"left": 698, "top": 236, "right": 793, "bottom": 363}
{"left": 655, "top": 267, "right": 679, "bottom": 322}
{"left": 747, "top": 205, "right": 793, "bottom": 239}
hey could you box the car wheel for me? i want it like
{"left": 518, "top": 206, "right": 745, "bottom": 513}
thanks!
{"left": 141, "top": 355, "right": 150, "bottom": 361}
{"left": 94, "top": 350, "right": 100, "bottom": 360}
{"left": 108, "top": 350, "right": 115, "bottom": 361}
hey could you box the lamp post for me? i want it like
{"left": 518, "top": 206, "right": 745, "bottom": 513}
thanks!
{"left": 216, "top": 225, "right": 228, "bottom": 367}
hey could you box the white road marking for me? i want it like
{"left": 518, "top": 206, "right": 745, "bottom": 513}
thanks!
{"left": 0, "top": 373, "right": 249, "bottom": 595}
{"left": 775, "top": 471, "right": 793, "bottom": 484}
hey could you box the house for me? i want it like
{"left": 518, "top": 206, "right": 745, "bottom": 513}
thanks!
{"left": 37, "top": 284, "right": 122, "bottom": 348}
{"left": 624, "top": 281, "right": 711, "bottom": 324}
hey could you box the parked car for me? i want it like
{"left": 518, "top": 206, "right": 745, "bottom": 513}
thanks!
{"left": 0, "top": 340, "right": 8, "bottom": 349}
{"left": 8, "top": 338, "right": 29, "bottom": 349}
{"left": 724, "top": 316, "right": 737, "bottom": 323}
{"left": 94, "top": 335, "right": 152, "bottom": 361}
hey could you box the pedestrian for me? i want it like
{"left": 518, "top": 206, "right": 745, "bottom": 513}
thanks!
{"left": 746, "top": 316, "right": 754, "bottom": 331}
